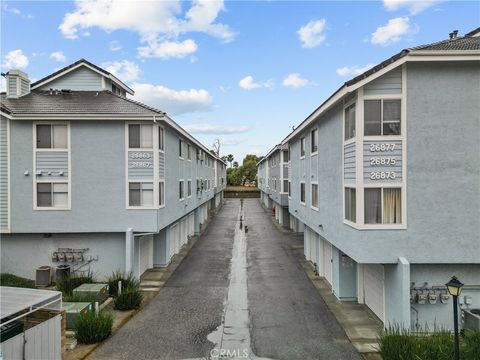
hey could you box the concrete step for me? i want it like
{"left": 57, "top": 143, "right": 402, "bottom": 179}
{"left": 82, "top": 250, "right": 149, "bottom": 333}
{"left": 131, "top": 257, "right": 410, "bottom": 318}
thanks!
{"left": 140, "top": 287, "right": 161, "bottom": 292}
{"left": 140, "top": 280, "right": 164, "bottom": 287}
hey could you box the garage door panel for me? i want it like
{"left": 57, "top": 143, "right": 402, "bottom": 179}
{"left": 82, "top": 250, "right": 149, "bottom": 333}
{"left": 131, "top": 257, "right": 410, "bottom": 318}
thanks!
{"left": 364, "top": 264, "right": 384, "bottom": 322}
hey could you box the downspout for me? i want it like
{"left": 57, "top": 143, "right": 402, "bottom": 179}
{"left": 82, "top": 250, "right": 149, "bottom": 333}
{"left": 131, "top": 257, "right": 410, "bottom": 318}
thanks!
{"left": 153, "top": 114, "right": 159, "bottom": 233}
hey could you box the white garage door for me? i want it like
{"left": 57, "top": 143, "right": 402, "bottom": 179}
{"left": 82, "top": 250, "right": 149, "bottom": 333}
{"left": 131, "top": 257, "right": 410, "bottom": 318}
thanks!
{"left": 139, "top": 235, "right": 153, "bottom": 276}
{"left": 323, "top": 240, "right": 332, "bottom": 285}
{"left": 364, "top": 264, "right": 385, "bottom": 322}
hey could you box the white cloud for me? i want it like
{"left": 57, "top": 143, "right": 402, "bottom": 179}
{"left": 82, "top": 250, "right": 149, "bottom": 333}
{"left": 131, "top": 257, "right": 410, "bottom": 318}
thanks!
{"left": 2, "top": 49, "right": 29, "bottom": 69}
{"left": 2, "top": 3, "right": 34, "bottom": 19}
{"left": 182, "top": 124, "right": 251, "bottom": 135}
{"left": 102, "top": 60, "right": 140, "bottom": 82}
{"left": 383, "top": 0, "right": 442, "bottom": 15}
{"left": 297, "top": 19, "right": 327, "bottom": 48}
{"left": 59, "top": 0, "right": 234, "bottom": 58}
{"left": 219, "top": 137, "right": 240, "bottom": 146}
{"left": 109, "top": 41, "right": 122, "bottom": 51}
{"left": 371, "top": 17, "right": 417, "bottom": 45}
{"left": 336, "top": 64, "right": 375, "bottom": 77}
{"left": 282, "top": 73, "right": 309, "bottom": 88}
{"left": 131, "top": 83, "right": 213, "bottom": 116}
{"left": 138, "top": 39, "right": 198, "bottom": 59}
{"left": 238, "top": 76, "right": 272, "bottom": 90}
{"left": 50, "top": 51, "right": 67, "bottom": 62}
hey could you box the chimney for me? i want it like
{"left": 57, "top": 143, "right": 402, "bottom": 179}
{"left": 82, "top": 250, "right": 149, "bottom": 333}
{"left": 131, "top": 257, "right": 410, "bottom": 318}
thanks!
{"left": 5, "top": 70, "right": 30, "bottom": 99}
{"left": 449, "top": 30, "right": 458, "bottom": 40}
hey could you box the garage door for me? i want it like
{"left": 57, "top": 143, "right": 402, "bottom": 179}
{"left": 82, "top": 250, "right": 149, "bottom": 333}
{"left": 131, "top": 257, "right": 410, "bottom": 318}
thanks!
{"left": 139, "top": 235, "right": 153, "bottom": 276}
{"left": 323, "top": 240, "right": 332, "bottom": 285}
{"left": 364, "top": 264, "right": 384, "bottom": 322}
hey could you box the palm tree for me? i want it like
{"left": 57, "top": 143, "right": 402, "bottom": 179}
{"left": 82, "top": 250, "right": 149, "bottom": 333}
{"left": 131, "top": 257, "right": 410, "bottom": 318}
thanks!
{"left": 226, "top": 154, "right": 234, "bottom": 168}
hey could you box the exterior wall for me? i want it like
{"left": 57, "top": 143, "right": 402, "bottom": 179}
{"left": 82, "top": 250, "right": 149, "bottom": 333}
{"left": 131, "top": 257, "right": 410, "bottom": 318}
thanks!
{"left": 38, "top": 66, "right": 102, "bottom": 91}
{"left": 0, "top": 116, "right": 9, "bottom": 232}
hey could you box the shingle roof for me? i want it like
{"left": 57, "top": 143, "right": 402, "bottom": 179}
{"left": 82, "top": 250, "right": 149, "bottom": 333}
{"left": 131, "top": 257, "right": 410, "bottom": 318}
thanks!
{"left": 0, "top": 90, "right": 164, "bottom": 115}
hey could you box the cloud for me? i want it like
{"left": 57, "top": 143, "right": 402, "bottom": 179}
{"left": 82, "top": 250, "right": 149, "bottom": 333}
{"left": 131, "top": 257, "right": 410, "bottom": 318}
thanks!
{"left": 59, "top": 0, "right": 234, "bottom": 58}
{"left": 2, "top": 49, "right": 29, "bottom": 69}
{"left": 219, "top": 137, "right": 240, "bottom": 146}
{"left": 50, "top": 51, "right": 67, "bottom": 62}
{"left": 182, "top": 124, "right": 251, "bottom": 135}
{"left": 102, "top": 60, "right": 140, "bottom": 82}
{"left": 371, "top": 17, "right": 417, "bottom": 45}
{"left": 383, "top": 0, "right": 442, "bottom": 15}
{"left": 109, "top": 41, "right": 122, "bottom": 51}
{"left": 138, "top": 39, "right": 198, "bottom": 59}
{"left": 2, "top": 3, "right": 34, "bottom": 19}
{"left": 336, "top": 64, "right": 375, "bottom": 76}
{"left": 298, "top": 19, "right": 327, "bottom": 48}
{"left": 131, "top": 83, "right": 212, "bottom": 116}
{"left": 282, "top": 73, "right": 309, "bottom": 88}
{"left": 238, "top": 75, "right": 272, "bottom": 90}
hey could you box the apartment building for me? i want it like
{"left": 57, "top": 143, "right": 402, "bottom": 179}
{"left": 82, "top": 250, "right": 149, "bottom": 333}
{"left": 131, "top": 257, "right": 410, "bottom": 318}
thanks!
{"left": 259, "top": 29, "right": 480, "bottom": 329}
{"left": 0, "top": 59, "right": 226, "bottom": 280}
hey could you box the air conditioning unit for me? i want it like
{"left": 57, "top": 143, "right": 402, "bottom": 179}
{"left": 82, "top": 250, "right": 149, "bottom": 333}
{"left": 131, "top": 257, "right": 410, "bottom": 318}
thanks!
{"left": 36, "top": 266, "right": 52, "bottom": 286}
{"left": 62, "top": 302, "right": 92, "bottom": 330}
{"left": 462, "top": 309, "right": 480, "bottom": 330}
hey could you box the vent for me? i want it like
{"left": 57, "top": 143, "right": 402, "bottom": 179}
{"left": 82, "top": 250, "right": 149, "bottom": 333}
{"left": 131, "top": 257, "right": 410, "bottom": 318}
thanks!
{"left": 5, "top": 70, "right": 30, "bottom": 99}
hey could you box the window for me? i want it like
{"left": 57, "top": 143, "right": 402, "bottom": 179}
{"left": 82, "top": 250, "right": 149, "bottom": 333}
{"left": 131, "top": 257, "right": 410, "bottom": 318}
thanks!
{"left": 283, "top": 150, "right": 289, "bottom": 163}
{"left": 311, "top": 129, "right": 318, "bottom": 154}
{"left": 129, "top": 124, "right": 152, "bottom": 148}
{"left": 300, "top": 137, "right": 306, "bottom": 157}
{"left": 364, "top": 99, "right": 401, "bottom": 136}
{"left": 187, "top": 144, "right": 191, "bottom": 160}
{"left": 179, "top": 139, "right": 183, "bottom": 158}
{"left": 159, "top": 127, "right": 165, "bottom": 151}
{"left": 179, "top": 180, "right": 184, "bottom": 199}
{"left": 159, "top": 181, "right": 165, "bottom": 207}
{"left": 187, "top": 180, "right": 192, "bottom": 197}
{"left": 300, "top": 182, "right": 306, "bottom": 204}
{"left": 344, "top": 103, "right": 356, "bottom": 140}
{"left": 311, "top": 183, "right": 318, "bottom": 209}
{"left": 129, "top": 182, "right": 153, "bottom": 207}
{"left": 36, "top": 124, "right": 68, "bottom": 149}
{"left": 36, "top": 182, "right": 68, "bottom": 208}
{"left": 288, "top": 181, "right": 291, "bottom": 197}
{"left": 283, "top": 180, "right": 289, "bottom": 193}
{"left": 345, "top": 187, "right": 356, "bottom": 222}
{"left": 364, "top": 188, "right": 401, "bottom": 224}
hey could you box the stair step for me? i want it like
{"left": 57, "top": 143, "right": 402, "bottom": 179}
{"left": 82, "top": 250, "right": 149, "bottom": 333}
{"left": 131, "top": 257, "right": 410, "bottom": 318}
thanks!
{"left": 140, "top": 280, "right": 163, "bottom": 286}
{"left": 140, "top": 287, "right": 161, "bottom": 292}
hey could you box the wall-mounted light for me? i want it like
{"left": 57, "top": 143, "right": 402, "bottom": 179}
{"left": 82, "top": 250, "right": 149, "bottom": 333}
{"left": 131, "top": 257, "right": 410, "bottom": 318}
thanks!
{"left": 24, "top": 170, "right": 29, "bottom": 176}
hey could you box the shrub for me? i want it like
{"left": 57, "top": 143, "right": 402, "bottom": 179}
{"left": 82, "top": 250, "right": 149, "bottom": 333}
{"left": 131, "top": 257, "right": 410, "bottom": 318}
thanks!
{"left": 0, "top": 273, "right": 36, "bottom": 288}
{"left": 114, "top": 285, "right": 143, "bottom": 311}
{"left": 416, "top": 330, "right": 453, "bottom": 360}
{"left": 462, "top": 330, "right": 480, "bottom": 360}
{"left": 74, "top": 310, "right": 113, "bottom": 344}
{"left": 63, "top": 292, "right": 97, "bottom": 304}
{"left": 379, "top": 325, "right": 417, "bottom": 360}
{"left": 107, "top": 271, "right": 138, "bottom": 297}
{"left": 56, "top": 271, "right": 95, "bottom": 295}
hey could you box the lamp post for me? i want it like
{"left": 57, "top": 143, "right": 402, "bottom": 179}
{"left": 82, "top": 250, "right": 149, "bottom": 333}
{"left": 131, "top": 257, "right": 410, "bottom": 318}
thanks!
{"left": 446, "top": 276, "right": 464, "bottom": 360}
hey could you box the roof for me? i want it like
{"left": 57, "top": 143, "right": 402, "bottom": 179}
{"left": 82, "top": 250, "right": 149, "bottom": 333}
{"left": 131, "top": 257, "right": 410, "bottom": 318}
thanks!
{"left": 0, "top": 90, "right": 162, "bottom": 115}
{"left": 0, "top": 286, "right": 62, "bottom": 322}
{"left": 281, "top": 28, "right": 480, "bottom": 145}
{"left": 30, "top": 58, "right": 134, "bottom": 95}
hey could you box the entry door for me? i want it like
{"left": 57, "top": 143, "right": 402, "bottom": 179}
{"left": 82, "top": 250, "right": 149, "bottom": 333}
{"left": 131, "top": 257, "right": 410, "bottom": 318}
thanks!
{"left": 363, "top": 264, "right": 385, "bottom": 322}
{"left": 323, "top": 241, "right": 332, "bottom": 285}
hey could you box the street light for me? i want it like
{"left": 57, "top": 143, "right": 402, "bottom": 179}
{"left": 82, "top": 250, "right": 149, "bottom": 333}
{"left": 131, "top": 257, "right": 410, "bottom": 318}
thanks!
{"left": 445, "top": 276, "right": 464, "bottom": 360}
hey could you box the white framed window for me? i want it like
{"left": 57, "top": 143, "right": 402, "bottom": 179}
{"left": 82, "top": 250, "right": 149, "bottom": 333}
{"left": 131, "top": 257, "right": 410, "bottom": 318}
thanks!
{"left": 179, "top": 139, "right": 183, "bottom": 159}
{"left": 311, "top": 183, "right": 319, "bottom": 210}
{"left": 128, "top": 182, "right": 153, "bottom": 207}
{"left": 300, "top": 182, "right": 306, "bottom": 204}
{"left": 179, "top": 180, "right": 184, "bottom": 200}
{"left": 128, "top": 124, "right": 153, "bottom": 149}
{"left": 344, "top": 103, "right": 356, "bottom": 141}
{"left": 288, "top": 181, "right": 291, "bottom": 198}
{"left": 36, "top": 182, "right": 69, "bottom": 209}
{"left": 300, "top": 137, "right": 306, "bottom": 158}
{"left": 36, "top": 124, "right": 68, "bottom": 149}
{"left": 158, "top": 126, "right": 165, "bottom": 151}
{"left": 283, "top": 150, "right": 289, "bottom": 163}
{"left": 187, "top": 144, "right": 191, "bottom": 160}
{"left": 364, "top": 99, "right": 401, "bottom": 136}
{"left": 364, "top": 187, "right": 402, "bottom": 224}
{"left": 197, "top": 179, "right": 201, "bottom": 193}
{"left": 187, "top": 180, "right": 192, "bottom": 197}
{"left": 283, "top": 179, "right": 289, "bottom": 193}
{"left": 311, "top": 128, "right": 318, "bottom": 154}
{"left": 159, "top": 181, "right": 165, "bottom": 207}
{"left": 344, "top": 187, "right": 356, "bottom": 223}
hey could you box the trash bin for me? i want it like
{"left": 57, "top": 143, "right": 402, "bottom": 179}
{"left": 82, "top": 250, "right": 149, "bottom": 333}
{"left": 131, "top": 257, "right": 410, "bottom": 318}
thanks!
{"left": 56, "top": 264, "right": 71, "bottom": 281}
{"left": 36, "top": 266, "right": 52, "bottom": 286}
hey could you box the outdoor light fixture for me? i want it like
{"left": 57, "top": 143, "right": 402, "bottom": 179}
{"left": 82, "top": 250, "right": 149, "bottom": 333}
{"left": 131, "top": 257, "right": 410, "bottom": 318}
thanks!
{"left": 446, "top": 276, "right": 464, "bottom": 360}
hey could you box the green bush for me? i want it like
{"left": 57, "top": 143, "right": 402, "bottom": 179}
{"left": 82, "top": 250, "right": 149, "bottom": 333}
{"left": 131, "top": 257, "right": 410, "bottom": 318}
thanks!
{"left": 379, "top": 326, "right": 417, "bottom": 360}
{"left": 113, "top": 285, "right": 143, "bottom": 311}
{"left": 63, "top": 292, "right": 97, "bottom": 304}
{"left": 107, "top": 271, "right": 138, "bottom": 297}
{"left": 56, "top": 272, "right": 95, "bottom": 295}
{"left": 462, "top": 330, "right": 480, "bottom": 360}
{"left": 0, "top": 273, "right": 36, "bottom": 288}
{"left": 74, "top": 310, "right": 113, "bottom": 344}
{"left": 416, "top": 330, "right": 453, "bottom": 360}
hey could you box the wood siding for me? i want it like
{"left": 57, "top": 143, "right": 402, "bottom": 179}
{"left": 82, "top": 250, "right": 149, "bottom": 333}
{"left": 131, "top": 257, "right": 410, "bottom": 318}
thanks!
{"left": 38, "top": 66, "right": 102, "bottom": 91}
{"left": 364, "top": 67, "right": 402, "bottom": 96}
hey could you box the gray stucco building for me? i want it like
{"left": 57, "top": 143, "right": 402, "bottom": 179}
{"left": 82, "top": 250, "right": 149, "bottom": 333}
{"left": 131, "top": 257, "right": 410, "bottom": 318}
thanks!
{"left": 0, "top": 59, "right": 226, "bottom": 280}
{"left": 258, "top": 29, "right": 480, "bottom": 329}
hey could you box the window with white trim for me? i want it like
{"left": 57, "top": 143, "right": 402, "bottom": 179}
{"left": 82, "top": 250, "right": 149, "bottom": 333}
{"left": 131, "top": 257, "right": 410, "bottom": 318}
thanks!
{"left": 300, "top": 182, "right": 306, "bottom": 204}
{"left": 345, "top": 187, "right": 356, "bottom": 222}
{"left": 283, "top": 150, "right": 289, "bottom": 163}
{"left": 128, "top": 124, "right": 152, "bottom": 148}
{"left": 364, "top": 187, "right": 402, "bottom": 224}
{"left": 311, "top": 129, "right": 318, "bottom": 154}
{"left": 129, "top": 182, "right": 153, "bottom": 207}
{"left": 187, "top": 180, "right": 192, "bottom": 197}
{"left": 364, "top": 99, "right": 401, "bottom": 136}
{"left": 187, "top": 144, "right": 191, "bottom": 160}
{"left": 159, "top": 181, "right": 165, "bottom": 207}
{"left": 179, "top": 180, "right": 185, "bottom": 199}
{"left": 36, "top": 182, "right": 68, "bottom": 208}
{"left": 159, "top": 127, "right": 165, "bottom": 151}
{"left": 283, "top": 180, "right": 289, "bottom": 193}
{"left": 288, "top": 181, "right": 291, "bottom": 197}
{"left": 179, "top": 139, "right": 183, "bottom": 158}
{"left": 344, "top": 103, "right": 356, "bottom": 140}
{"left": 311, "top": 183, "right": 318, "bottom": 209}
{"left": 36, "top": 124, "right": 68, "bottom": 149}
{"left": 300, "top": 137, "right": 306, "bottom": 157}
